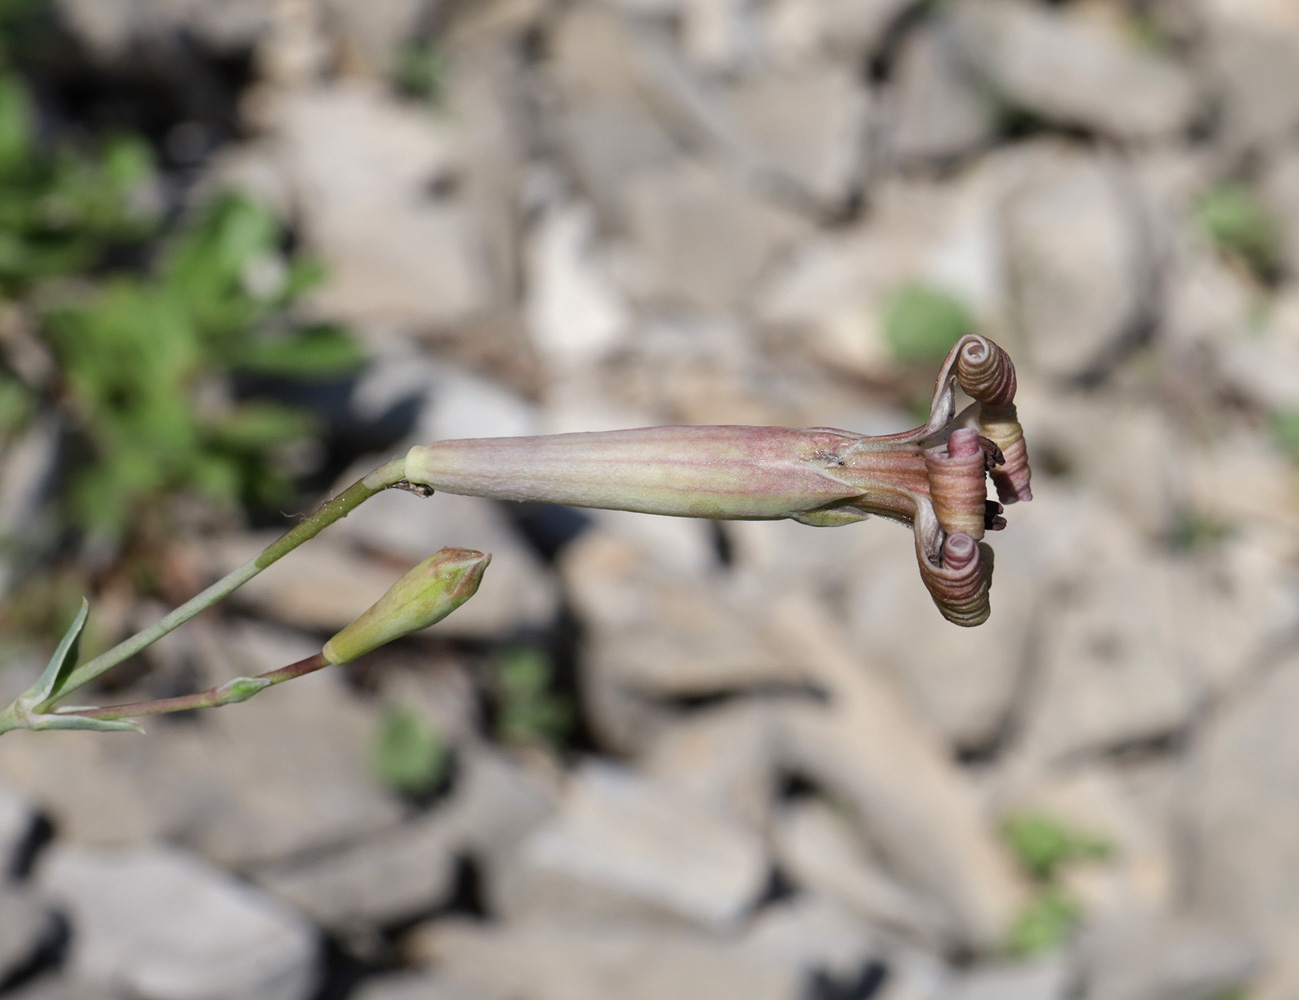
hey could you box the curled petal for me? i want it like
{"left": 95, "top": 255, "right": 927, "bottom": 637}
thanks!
{"left": 978, "top": 406, "right": 1033, "bottom": 504}
{"left": 916, "top": 530, "right": 994, "bottom": 627}
{"left": 956, "top": 336, "right": 1017, "bottom": 410}
{"left": 925, "top": 428, "right": 988, "bottom": 539}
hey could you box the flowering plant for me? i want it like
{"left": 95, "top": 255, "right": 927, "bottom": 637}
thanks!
{"left": 0, "top": 334, "right": 1030, "bottom": 734}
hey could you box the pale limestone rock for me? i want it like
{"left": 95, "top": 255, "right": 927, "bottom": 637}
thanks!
{"left": 1263, "top": 144, "right": 1299, "bottom": 276}
{"left": 411, "top": 919, "right": 800, "bottom": 1000}
{"left": 495, "top": 761, "right": 767, "bottom": 930}
{"left": 352, "top": 975, "right": 488, "bottom": 1000}
{"left": 886, "top": 23, "right": 997, "bottom": 165}
{"left": 947, "top": 958, "right": 1068, "bottom": 1000}
{"left": 741, "top": 895, "right": 885, "bottom": 987}
{"left": 1017, "top": 552, "right": 1195, "bottom": 762}
{"left": 1078, "top": 915, "right": 1259, "bottom": 1000}
{"left": 0, "top": 889, "right": 59, "bottom": 985}
{"left": 766, "top": 597, "right": 1027, "bottom": 950}
{"left": 722, "top": 63, "right": 871, "bottom": 208}
{"left": 271, "top": 81, "right": 495, "bottom": 333}
{"left": 255, "top": 808, "right": 461, "bottom": 930}
{"left": 40, "top": 845, "right": 318, "bottom": 1000}
{"left": 950, "top": 0, "right": 1198, "bottom": 140}
{"left": 0, "top": 627, "right": 402, "bottom": 863}
{"left": 840, "top": 503, "right": 1040, "bottom": 752}
{"left": 756, "top": 165, "right": 1005, "bottom": 379}
{"left": 1217, "top": 291, "right": 1299, "bottom": 411}
{"left": 1200, "top": 0, "right": 1299, "bottom": 151}
{"left": 618, "top": 159, "right": 810, "bottom": 310}
{"left": 1002, "top": 144, "right": 1154, "bottom": 380}
{"left": 55, "top": 0, "right": 268, "bottom": 56}
{"left": 1188, "top": 651, "right": 1299, "bottom": 1000}
{"left": 259, "top": 747, "right": 553, "bottom": 931}
{"left": 0, "top": 783, "right": 36, "bottom": 875}
{"left": 641, "top": 701, "right": 782, "bottom": 833}
{"left": 525, "top": 202, "right": 632, "bottom": 372}
{"left": 772, "top": 798, "right": 952, "bottom": 944}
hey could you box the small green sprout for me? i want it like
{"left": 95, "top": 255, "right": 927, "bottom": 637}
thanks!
{"left": 495, "top": 646, "right": 573, "bottom": 749}
{"left": 1002, "top": 811, "right": 1111, "bottom": 881}
{"left": 371, "top": 704, "right": 448, "bottom": 799}
{"left": 1000, "top": 812, "right": 1112, "bottom": 956}
{"left": 1165, "top": 508, "right": 1234, "bottom": 553}
{"left": 1006, "top": 887, "right": 1082, "bottom": 958}
{"left": 1195, "top": 183, "right": 1283, "bottom": 281}
{"left": 392, "top": 42, "right": 449, "bottom": 106}
{"left": 1271, "top": 408, "right": 1299, "bottom": 458}
{"left": 883, "top": 283, "right": 975, "bottom": 366}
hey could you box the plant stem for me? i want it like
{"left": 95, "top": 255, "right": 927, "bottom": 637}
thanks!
{"left": 43, "top": 458, "right": 409, "bottom": 708}
{"left": 58, "top": 652, "right": 329, "bottom": 722}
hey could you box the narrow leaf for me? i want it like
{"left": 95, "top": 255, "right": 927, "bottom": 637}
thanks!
{"left": 29, "top": 714, "right": 144, "bottom": 734}
{"left": 24, "top": 599, "right": 89, "bottom": 706}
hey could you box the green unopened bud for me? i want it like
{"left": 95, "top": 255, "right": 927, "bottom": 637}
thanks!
{"left": 323, "top": 548, "right": 490, "bottom": 665}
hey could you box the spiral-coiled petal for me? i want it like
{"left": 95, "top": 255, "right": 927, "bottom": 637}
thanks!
{"left": 978, "top": 405, "right": 1033, "bottom": 504}
{"left": 916, "top": 530, "right": 994, "bottom": 627}
{"left": 925, "top": 428, "right": 989, "bottom": 539}
{"left": 956, "top": 336, "right": 1017, "bottom": 410}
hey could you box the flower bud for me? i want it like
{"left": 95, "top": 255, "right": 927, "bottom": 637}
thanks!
{"left": 322, "top": 548, "right": 490, "bottom": 665}
{"left": 404, "top": 426, "right": 870, "bottom": 520}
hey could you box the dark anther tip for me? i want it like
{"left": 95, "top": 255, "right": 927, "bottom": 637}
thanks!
{"left": 978, "top": 437, "right": 1005, "bottom": 471}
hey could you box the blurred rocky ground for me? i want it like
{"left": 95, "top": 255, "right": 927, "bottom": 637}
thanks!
{"left": 0, "top": 0, "right": 1298, "bottom": 997}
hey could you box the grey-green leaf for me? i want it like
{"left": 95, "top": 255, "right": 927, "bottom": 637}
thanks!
{"left": 25, "top": 599, "right": 89, "bottom": 707}
{"left": 29, "top": 714, "right": 144, "bottom": 734}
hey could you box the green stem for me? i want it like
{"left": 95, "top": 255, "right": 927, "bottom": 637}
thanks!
{"left": 57, "top": 652, "right": 329, "bottom": 722}
{"left": 42, "top": 458, "right": 409, "bottom": 709}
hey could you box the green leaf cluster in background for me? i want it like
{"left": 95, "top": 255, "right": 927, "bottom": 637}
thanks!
{"left": 1195, "top": 183, "right": 1284, "bottom": 282}
{"left": 1000, "top": 811, "right": 1111, "bottom": 956}
{"left": 392, "top": 41, "right": 449, "bottom": 106}
{"left": 42, "top": 193, "right": 361, "bottom": 535}
{"left": 0, "top": 73, "right": 154, "bottom": 291}
{"left": 883, "top": 282, "right": 974, "bottom": 366}
{"left": 0, "top": 65, "right": 363, "bottom": 541}
{"left": 495, "top": 646, "right": 573, "bottom": 749}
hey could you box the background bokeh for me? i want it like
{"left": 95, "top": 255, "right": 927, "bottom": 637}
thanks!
{"left": 0, "top": 0, "right": 1296, "bottom": 998}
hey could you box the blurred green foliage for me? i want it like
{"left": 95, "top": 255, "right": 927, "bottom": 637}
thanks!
{"left": 392, "top": 41, "right": 448, "bottom": 105}
{"left": 1195, "top": 183, "right": 1283, "bottom": 281}
{"left": 1128, "top": 11, "right": 1173, "bottom": 53}
{"left": 1271, "top": 408, "right": 1299, "bottom": 457}
{"left": 495, "top": 646, "right": 573, "bottom": 749}
{"left": 883, "top": 282, "right": 974, "bottom": 366}
{"left": 0, "top": 64, "right": 362, "bottom": 542}
{"left": 1001, "top": 812, "right": 1111, "bottom": 956}
{"left": 1165, "top": 508, "right": 1233, "bottom": 553}
{"left": 1005, "top": 887, "right": 1082, "bottom": 958}
{"left": 0, "top": 76, "right": 154, "bottom": 289}
{"left": 44, "top": 194, "right": 360, "bottom": 535}
{"left": 371, "top": 703, "right": 448, "bottom": 798}
{"left": 1003, "top": 812, "right": 1111, "bottom": 881}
